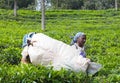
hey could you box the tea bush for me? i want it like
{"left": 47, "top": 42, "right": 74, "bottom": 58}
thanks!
{"left": 0, "top": 9, "right": 120, "bottom": 82}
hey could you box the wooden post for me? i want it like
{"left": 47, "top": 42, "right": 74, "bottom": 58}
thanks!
{"left": 41, "top": 0, "right": 45, "bottom": 30}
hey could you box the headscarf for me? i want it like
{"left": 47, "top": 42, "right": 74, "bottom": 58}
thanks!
{"left": 22, "top": 32, "right": 36, "bottom": 48}
{"left": 70, "top": 32, "right": 85, "bottom": 45}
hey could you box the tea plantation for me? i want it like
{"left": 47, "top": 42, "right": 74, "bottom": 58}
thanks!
{"left": 0, "top": 9, "right": 120, "bottom": 83}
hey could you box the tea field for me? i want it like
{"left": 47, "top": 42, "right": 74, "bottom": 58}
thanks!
{"left": 0, "top": 9, "right": 120, "bottom": 83}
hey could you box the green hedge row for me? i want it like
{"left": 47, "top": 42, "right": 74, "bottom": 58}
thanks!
{"left": 0, "top": 9, "right": 120, "bottom": 82}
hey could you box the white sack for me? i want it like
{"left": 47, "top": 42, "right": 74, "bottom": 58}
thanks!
{"left": 27, "top": 33, "right": 101, "bottom": 74}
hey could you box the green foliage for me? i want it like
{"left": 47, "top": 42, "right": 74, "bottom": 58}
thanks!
{"left": 0, "top": 0, "right": 34, "bottom": 9}
{"left": 51, "top": 0, "right": 83, "bottom": 9}
{"left": 50, "top": 0, "right": 120, "bottom": 10}
{"left": 0, "top": 0, "right": 120, "bottom": 10}
{"left": 82, "top": 0, "right": 115, "bottom": 10}
{"left": 0, "top": 9, "right": 120, "bottom": 82}
{"left": 0, "top": 64, "right": 88, "bottom": 83}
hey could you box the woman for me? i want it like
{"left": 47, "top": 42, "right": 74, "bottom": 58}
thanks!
{"left": 70, "top": 32, "right": 86, "bottom": 58}
{"left": 21, "top": 32, "right": 36, "bottom": 63}
{"left": 21, "top": 32, "right": 102, "bottom": 75}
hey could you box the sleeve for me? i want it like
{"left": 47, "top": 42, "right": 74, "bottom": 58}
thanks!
{"left": 69, "top": 55, "right": 91, "bottom": 72}
{"left": 21, "top": 46, "right": 29, "bottom": 58}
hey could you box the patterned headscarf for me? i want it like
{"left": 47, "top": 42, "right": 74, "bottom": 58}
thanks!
{"left": 70, "top": 32, "right": 85, "bottom": 45}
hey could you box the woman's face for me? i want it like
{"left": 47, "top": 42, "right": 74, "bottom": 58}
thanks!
{"left": 77, "top": 35, "right": 86, "bottom": 47}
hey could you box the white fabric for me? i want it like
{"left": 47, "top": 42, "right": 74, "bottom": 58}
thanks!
{"left": 71, "top": 43, "right": 86, "bottom": 57}
{"left": 23, "top": 33, "right": 101, "bottom": 74}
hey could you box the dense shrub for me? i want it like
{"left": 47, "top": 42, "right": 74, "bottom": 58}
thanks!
{"left": 0, "top": 9, "right": 120, "bottom": 82}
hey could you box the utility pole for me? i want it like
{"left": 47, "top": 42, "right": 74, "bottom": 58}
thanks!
{"left": 41, "top": 0, "right": 45, "bottom": 30}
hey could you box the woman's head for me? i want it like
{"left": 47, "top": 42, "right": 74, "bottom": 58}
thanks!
{"left": 71, "top": 32, "right": 86, "bottom": 47}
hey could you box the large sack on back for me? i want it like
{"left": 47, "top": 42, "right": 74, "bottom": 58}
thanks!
{"left": 27, "top": 33, "right": 101, "bottom": 74}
